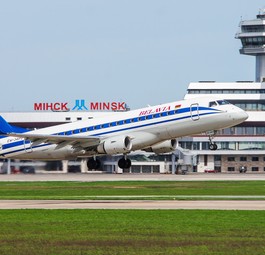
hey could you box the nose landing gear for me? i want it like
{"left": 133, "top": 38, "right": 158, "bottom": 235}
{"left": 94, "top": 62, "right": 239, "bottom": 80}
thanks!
{"left": 209, "top": 142, "right": 218, "bottom": 151}
{"left": 206, "top": 130, "right": 218, "bottom": 151}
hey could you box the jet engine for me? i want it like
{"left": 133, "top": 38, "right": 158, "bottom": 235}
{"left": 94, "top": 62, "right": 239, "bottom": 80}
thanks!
{"left": 97, "top": 135, "right": 132, "bottom": 154}
{"left": 143, "top": 139, "right": 177, "bottom": 154}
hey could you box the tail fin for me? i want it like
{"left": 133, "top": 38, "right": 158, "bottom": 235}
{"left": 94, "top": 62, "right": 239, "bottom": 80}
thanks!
{"left": 0, "top": 116, "right": 28, "bottom": 134}
{"left": 0, "top": 116, "right": 14, "bottom": 134}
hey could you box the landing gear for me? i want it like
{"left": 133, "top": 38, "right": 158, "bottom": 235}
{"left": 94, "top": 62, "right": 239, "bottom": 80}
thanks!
{"left": 206, "top": 130, "right": 218, "bottom": 151}
{"left": 209, "top": 143, "right": 218, "bottom": 151}
{"left": 87, "top": 158, "right": 101, "bottom": 170}
{"left": 118, "top": 157, "right": 131, "bottom": 169}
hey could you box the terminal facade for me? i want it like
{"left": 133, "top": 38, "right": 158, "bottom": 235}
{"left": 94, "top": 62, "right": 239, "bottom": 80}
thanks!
{"left": 180, "top": 9, "right": 265, "bottom": 173}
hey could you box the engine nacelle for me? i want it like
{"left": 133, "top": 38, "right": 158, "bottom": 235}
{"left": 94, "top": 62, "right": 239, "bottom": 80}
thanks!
{"left": 143, "top": 139, "right": 177, "bottom": 154}
{"left": 97, "top": 135, "right": 132, "bottom": 154}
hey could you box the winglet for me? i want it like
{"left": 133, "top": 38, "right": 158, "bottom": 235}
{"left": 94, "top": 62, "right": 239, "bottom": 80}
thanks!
{"left": 0, "top": 116, "right": 14, "bottom": 134}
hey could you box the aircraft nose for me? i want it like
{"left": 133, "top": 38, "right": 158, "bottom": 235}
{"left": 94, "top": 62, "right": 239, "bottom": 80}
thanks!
{"left": 239, "top": 110, "right": 248, "bottom": 121}
{"left": 231, "top": 107, "right": 248, "bottom": 123}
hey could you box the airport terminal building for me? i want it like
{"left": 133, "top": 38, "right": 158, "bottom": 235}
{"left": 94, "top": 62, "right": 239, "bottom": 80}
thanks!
{"left": 181, "top": 81, "right": 265, "bottom": 172}
{"left": 180, "top": 10, "right": 265, "bottom": 173}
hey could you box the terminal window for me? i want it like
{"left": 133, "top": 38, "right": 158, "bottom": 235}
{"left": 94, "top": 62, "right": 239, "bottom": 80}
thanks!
{"left": 240, "top": 157, "right": 247, "bottom": 161}
{"left": 228, "top": 157, "right": 235, "bottom": 161}
{"left": 252, "top": 157, "right": 259, "bottom": 161}
{"left": 227, "top": 167, "right": 235, "bottom": 172}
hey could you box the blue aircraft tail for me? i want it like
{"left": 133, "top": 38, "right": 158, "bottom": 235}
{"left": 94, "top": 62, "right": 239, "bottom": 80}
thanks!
{"left": 0, "top": 116, "right": 28, "bottom": 134}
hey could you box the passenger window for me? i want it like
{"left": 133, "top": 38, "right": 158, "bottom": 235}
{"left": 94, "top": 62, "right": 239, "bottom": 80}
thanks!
{"left": 147, "top": 115, "right": 153, "bottom": 120}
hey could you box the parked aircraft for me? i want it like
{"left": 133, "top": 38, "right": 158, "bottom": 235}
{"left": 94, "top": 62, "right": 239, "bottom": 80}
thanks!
{"left": 0, "top": 97, "right": 248, "bottom": 169}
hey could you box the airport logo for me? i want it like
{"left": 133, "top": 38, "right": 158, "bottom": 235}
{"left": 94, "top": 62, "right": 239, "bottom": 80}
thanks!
{"left": 34, "top": 100, "right": 127, "bottom": 112}
{"left": 72, "top": 100, "right": 88, "bottom": 111}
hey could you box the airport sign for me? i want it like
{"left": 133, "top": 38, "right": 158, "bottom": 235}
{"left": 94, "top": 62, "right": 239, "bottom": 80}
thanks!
{"left": 34, "top": 100, "right": 128, "bottom": 112}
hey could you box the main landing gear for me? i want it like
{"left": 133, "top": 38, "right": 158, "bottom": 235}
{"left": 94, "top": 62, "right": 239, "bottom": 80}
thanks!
{"left": 118, "top": 156, "right": 131, "bottom": 169}
{"left": 87, "top": 158, "right": 101, "bottom": 170}
{"left": 87, "top": 156, "right": 132, "bottom": 170}
{"left": 206, "top": 130, "right": 218, "bottom": 151}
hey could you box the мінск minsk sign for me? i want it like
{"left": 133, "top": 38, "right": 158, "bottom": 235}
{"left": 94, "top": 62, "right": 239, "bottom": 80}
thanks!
{"left": 33, "top": 100, "right": 128, "bottom": 112}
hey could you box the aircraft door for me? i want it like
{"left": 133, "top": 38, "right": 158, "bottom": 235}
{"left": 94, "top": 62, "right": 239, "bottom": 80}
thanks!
{"left": 190, "top": 103, "right": 200, "bottom": 121}
{"left": 24, "top": 139, "right": 33, "bottom": 153}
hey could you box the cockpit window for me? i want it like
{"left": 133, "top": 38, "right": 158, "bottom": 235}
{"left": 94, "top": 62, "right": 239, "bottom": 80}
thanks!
{"left": 209, "top": 100, "right": 230, "bottom": 107}
{"left": 209, "top": 101, "right": 217, "bottom": 107}
{"left": 217, "top": 100, "right": 230, "bottom": 105}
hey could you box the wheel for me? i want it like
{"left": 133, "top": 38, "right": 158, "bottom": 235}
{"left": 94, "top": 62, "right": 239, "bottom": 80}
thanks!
{"left": 213, "top": 143, "right": 218, "bottom": 150}
{"left": 125, "top": 158, "right": 131, "bottom": 168}
{"left": 87, "top": 158, "right": 101, "bottom": 170}
{"left": 118, "top": 158, "right": 131, "bottom": 169}
{"left": 95, "top": 159, "right": 101, "bottom": 169}
{"left": 209, "top": 143, "right": 218, "bottom": 151}
{"left": 118, "top": 158, "right": 126, "bottom": 169}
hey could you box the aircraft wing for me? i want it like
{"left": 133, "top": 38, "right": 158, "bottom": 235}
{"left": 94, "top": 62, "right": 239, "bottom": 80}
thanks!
{"left": 4, "top": 132, "right": 101, "bottom": 150}
{"left": 5, "top": 132, "right": 99, "bottom": 143}
{"left": 0, "top": 116, "right": 100, "bottom": 150}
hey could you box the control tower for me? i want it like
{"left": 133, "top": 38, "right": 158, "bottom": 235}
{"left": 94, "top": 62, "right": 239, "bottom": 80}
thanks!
{"left": 236, "top": 9, "right": 265, "bottom": 82}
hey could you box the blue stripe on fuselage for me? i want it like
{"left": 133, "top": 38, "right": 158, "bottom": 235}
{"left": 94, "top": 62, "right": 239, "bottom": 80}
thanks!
{"left": 0, "top": 108, "right": 220, "bottom": 157}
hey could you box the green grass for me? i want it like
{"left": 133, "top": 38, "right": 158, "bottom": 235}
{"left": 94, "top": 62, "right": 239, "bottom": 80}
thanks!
{"left": 0, "top": 181, "right": 265, "bottom": 200}
{"left": 0, "top": 210, "right": 264, "bottom": 255}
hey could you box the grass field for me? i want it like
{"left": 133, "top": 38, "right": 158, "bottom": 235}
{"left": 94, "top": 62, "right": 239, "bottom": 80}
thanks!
{"left": 0, "top": 181, "right": 265, "bottom": 200}
{"left": 0, "top": 181, "right": 265, "bottom": 254}
{"left": 0, "top": 209, "right": 265, "bottom": 255}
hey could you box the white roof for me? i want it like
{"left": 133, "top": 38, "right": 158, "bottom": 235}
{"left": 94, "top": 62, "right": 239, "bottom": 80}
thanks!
{"left": 0, "top": 111, "right": 120, "bottom": 123}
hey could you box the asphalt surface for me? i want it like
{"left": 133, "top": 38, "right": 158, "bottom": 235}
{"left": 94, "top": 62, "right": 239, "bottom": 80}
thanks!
{"left": 1, "top": 172, "right": 265, "bottom": 182}
{"left": 0, "top": 200, "right": 264, "bottom": 210}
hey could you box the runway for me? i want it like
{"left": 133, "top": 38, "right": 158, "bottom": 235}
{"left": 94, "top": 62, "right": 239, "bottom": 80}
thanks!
{"left": 1, "top": 172, "right": 265, "bottom": 182}
{"left": 0, "top": 200, "right": 264, "bottom": 210}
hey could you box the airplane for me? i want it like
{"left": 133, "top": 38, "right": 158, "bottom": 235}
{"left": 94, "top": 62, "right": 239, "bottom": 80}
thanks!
{"left": 0, "top": 96, "right": 248, "bottom": 169}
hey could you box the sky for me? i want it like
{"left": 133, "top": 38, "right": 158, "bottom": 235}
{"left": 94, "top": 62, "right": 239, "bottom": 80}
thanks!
{"left": 0, "top": 0, "right": 265, "bottom": 112}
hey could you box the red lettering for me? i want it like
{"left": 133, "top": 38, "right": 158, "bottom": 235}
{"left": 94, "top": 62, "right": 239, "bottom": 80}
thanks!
{"left": 61, "top": 103, "right": 68, "bottom": 111}
{"left": 34, "top": 103, "right": 43, "bottom": 111}
{"left": 45, "top": 103, "right": 53, "bottom": 110}
{"left": 53, "top": 103, "right": 60, "bottom": 111}
{"left": 117, "top": 102, "right": 126, "bottom": 110}
{"left": 103, "top": 102, "right": 110, "bottom": 110}
{"left": 34, "top": 102, "right": 69, "bottom": 111}
{"left": 111, "top": 102, "right": 117, "bottom": 110}
{"left": 90, "top": 102, "right": 99, "bottom": 110}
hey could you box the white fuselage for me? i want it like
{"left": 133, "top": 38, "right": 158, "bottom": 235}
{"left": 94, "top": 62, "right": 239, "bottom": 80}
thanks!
{"left": 0, "top": 97, "right": 248, "bottom": 160}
